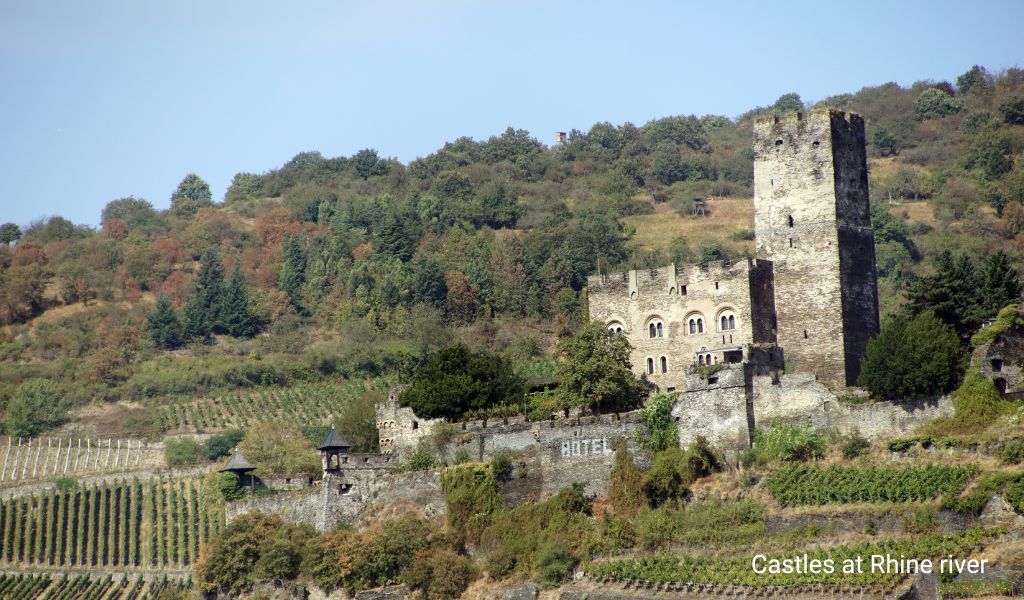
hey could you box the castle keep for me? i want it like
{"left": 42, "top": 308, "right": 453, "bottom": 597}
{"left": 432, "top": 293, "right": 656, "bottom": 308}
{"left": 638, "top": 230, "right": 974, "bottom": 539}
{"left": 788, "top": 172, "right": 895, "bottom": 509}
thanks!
{"left": 589, "top": 110, "right": 880, "bottom": 389}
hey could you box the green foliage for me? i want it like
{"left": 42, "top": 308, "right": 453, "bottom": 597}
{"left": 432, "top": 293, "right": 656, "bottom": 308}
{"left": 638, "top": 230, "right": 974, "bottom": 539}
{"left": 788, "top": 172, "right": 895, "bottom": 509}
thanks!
{"left": 163, "top": 437, "right": 202, "bottom": 467}
{"left": 0, "top": 223, "right": 22, "bottom": 245}
{"left": 217, "top": 472, "right": 245, "bottom": 501}
{"left": 951, "top": 368, "right": 1012, "bottom": 429}
{"left": 607, "top": 439, "right": 646, "bottom": 517}
{"left": 202, "top": 429, "right": 245, "bottom": 460}
{"left": 5, "top": 378, "right": 67, "bottom": 437}
{"left": 182, "top": 248, "right": 225, "bottom": 341}
{"left": 638, "top": 392, "right": 679, "bottom": 452}
{"left": 440, "top": 462, "right": 502, "bottom": 544}
{"left": 633, "top": 498, "right": 765, "bottom": 550}
{"left": 744, "top": 421, "right": 826, "bottom": 465}
{"left": 403, "top": 547, "right": 478, "bottom": 599}
{"left": 403, "top": 446, "right": 436, "bottom": 471}
{"left": 914, "top": 88, "right": 966, "bottom": 120}
{"left": 999, "top": 95, "right": 1024, "bottom": 125}
{"left": 536, "top": 538, "right": 576, "bottom": 586}
{"left": 766, "top": 463, "right": 978, "bottom": 506}
{"left": 278, "top": 235, "right": 307, "bottom": 310}
{"left": 400, "top": 344, "right": 524, "bottom": 420}
{"left": 238, "top": 419, "right": 321, "bottom": 476}
{"left": 145, "top": 295, "right": 183, "bottom": 349}
{"left": 858, "top": 311, "right": 963, "bottom": 400}
{"left": 170, "top": 173, "right": 213, "bottom": 217}
{"left": 971, "top": 303, "right": 1024, "bottom": 347}
{"left": 840, "top": 432, "right": 870, "bottom": 459}
{"left": 1000, "top": 439, "right": 1024, "bottom": 465}
{"left": 218, "top": 267, "right": 258, "bottom": 337}
{"left": 555, "top": 321, "right": 647, "bottom": 413}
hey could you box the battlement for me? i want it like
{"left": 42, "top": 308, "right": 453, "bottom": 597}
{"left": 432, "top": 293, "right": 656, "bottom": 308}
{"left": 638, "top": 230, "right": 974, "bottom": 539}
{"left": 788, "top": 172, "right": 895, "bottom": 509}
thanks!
{"left": 586, "top": 259, "right": 771, "bottom": 300}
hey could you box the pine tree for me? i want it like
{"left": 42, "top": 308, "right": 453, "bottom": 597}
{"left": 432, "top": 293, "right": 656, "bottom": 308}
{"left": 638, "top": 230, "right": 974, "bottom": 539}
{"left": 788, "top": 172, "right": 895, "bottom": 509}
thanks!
{"left": 277, "top": 235, "right": 307, "bottom": 309}
{"left": 181, "top": 248, "right": 224, "bottom": 341}
{"left": 145, "top": 295, "right": 182, "bottom": 349}
{"left": 981, "top": 250, "right": 1020, "bottom": 314}
{"left": 373, "top": 210, "right": 412, "bottom": 261}
{"left": 218, "top": 267, "right": 258, "bottom": 338}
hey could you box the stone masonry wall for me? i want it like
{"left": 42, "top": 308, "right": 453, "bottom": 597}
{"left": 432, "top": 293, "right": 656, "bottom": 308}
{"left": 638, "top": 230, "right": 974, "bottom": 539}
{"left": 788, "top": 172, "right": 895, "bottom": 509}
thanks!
{"left": 587, "top": 260, "right": 767, "bottom": 392}
{"left": 753, "top": 110, "right": 878, "bottom": 388}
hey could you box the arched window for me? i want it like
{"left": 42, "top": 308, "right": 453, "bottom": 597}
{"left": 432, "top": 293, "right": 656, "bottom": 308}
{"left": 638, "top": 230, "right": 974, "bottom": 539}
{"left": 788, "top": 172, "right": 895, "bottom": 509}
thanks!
{"left": 649, "top": 323, "right": 657, "bottom": 338}
{"left": 706, "top": 353, "right": 713, "bottom": 364}
{"left": 697, "top": 318, "right": 704, "bottom": 333}
{"left": 686, "top": 313, "right": 704, "bottom": 335}
{"left": 698, "top": 354, "right": 705, "bottom": 366}
{"left": 689, "top": 319, "right": 696, "bottom": 334}
{"left": 660, "top": 356, "right": 667, "bottom": 373}
{"left": 656, "top": 322, "right": 663, "bottom": 337}
{"left": 647, "top": 318, "right": 664, "bottom": 338}
{"left": 647, "top": 357, "right": 655, "bottom": 374}
{"left": 717, "top": 309, "right": 737, "bottom": 332}
{"left": 607, "top": 321, "right": 623, "bottom": 336}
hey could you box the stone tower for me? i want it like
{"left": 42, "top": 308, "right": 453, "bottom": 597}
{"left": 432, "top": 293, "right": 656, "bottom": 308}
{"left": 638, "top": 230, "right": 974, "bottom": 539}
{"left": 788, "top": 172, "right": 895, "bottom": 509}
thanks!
{"left": 753, "top": 110, "right": 879, "bottom": 387}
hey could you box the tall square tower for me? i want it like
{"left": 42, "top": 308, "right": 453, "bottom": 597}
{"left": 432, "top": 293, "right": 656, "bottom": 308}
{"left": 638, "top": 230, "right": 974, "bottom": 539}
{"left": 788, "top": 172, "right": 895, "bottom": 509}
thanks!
{"left": 753, "top": 110, "right": 880, "bottom": 387}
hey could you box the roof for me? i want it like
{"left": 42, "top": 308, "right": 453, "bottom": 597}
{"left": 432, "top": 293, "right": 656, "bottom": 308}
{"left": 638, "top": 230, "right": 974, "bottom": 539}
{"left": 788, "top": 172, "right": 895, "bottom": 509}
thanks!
{"left": 219, "top": 448, "right": 256, "bottom": 474}
{"left": 318, "top": 426, "right": 352, "bottom": 451}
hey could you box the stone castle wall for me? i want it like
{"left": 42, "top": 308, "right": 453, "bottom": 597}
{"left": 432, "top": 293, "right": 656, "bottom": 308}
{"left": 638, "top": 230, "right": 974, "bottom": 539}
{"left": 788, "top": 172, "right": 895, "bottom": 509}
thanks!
{"left": 587, "top": 260, "right": 774, "bottom": 392}
{"left": 753, "top": 109, "right": 879, "bottom": 387}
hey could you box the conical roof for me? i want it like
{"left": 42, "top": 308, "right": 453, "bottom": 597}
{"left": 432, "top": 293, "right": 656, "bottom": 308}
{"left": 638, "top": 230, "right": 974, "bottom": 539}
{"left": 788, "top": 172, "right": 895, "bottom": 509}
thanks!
{"left": 318, "top": 425, "right": 352, "bottom": 451}
{"left": 219, "top": 448, "right": 256, "bottom": 474}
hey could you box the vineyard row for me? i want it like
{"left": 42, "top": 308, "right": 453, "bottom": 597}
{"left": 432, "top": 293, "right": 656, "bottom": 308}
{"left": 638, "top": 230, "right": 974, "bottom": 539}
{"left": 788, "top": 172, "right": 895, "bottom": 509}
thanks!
{"left": 0, "top": 572, "right": 190, "bottom": 600}
{"left": 765, "top": 463, "right": 979, "bottom": 507}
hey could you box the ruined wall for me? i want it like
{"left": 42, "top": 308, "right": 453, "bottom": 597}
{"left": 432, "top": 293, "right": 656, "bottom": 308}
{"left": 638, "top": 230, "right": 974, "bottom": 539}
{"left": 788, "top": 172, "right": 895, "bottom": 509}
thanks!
{"left": 375, "top": 386, "right": 443, "bottom": 457}
{"left": 587, "top": 260, "right": 767, "bottom": 392}
{"left": 976, "top": 329, "right": 1024, "bottom": 394}
{"left": 753, "top": 110, "right": 878, "bottom": 387}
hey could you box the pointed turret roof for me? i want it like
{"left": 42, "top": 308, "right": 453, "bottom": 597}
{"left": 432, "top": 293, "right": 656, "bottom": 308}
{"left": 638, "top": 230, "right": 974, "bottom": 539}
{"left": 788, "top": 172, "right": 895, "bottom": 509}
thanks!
{"left": 219, "top": 448, "right": 256, "bottom": 474}
{"left": 318, "top": 425, "right": 352, "bottom": 451}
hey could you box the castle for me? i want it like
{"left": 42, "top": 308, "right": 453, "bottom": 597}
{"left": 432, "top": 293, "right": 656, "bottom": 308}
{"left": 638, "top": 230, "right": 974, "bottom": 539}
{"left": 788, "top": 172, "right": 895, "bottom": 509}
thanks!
{"left": 588, "top": 109, "right": 881, "bottom": 390}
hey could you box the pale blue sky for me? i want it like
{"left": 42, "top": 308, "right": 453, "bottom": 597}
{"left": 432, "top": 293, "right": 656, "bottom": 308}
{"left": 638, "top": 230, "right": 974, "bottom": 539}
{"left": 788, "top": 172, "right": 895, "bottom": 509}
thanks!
{"left": 1, "top": 0, "right": 1022, "bottom": 227}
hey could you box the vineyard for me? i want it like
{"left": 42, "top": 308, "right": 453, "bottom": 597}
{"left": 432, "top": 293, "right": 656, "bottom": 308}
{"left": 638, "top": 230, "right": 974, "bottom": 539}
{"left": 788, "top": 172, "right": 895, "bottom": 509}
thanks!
{"left": 0, "top": 573, "right": 190, "bottom": 599}
{"left": 587, "top": 529, "right": 1000, "bottom": 588}
{"left": 765, "top": 464, "right": 979, "bottom": 507}
{"left": 161, "top": 379, "right": 384, "bottom": 431}
{"left": 0, "top": 477, "right": 223, "bottom": 569}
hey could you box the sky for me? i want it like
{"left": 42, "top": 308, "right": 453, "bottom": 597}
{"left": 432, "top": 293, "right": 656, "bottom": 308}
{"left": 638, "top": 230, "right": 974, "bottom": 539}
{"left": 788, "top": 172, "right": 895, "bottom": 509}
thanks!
{"left": 1, "top": 0, "right": 1022, "bottom": 227}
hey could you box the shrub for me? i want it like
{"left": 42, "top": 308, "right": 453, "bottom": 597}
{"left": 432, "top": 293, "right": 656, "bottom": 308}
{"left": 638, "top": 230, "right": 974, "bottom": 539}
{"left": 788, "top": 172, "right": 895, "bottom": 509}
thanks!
{"left": 5, "top": 379, "right": 67, "bottom": 437}
{"left": 642, "top": 448, "right": 691, "bottom": 508}
{"left": 639, "top": 392, "right": 679, "bottom": 452}
{"left": 404, "top": 446, "right": 436, "bottom": 472}
{"left": 904, "top": 506, "right": 940, "bottom": 534}
{"left": 238, "top": 420, "right": 321, "bottom": 476}
{"left": 1000, "top": 439, "right": 1024, "bottom": 465}
{"left": 440, "top": 463, "right": 501, "bottom": 545}
{"left": 952, "top": 369, "right": 1011, "bottom": 430}
{"left": 840, "top": 433, "right": 870, "bottom": 459}
{"left": 403, "top": 548, "right": 477, "bottom": 599}
{"left": 858, "top": 311, "right": 963, "bottom": 400}
{"left": 536, "top": 539, "right": 576, "bottom": 586}
{"left": 202, "top": 430, "right": 245, "bottom": 460}
{"left": 55, "top": 477, "right": 77, "bottom": 493}
{"left": 745, "top": 421, "right": 826, "bottom": 465}
{"left": 217, "top": 472, "right": 245, "bottom": 501}
{"left": 914, "top": 88, "right": 965, "bottom": 120}
{"left": 164, "top": 437, "right": 202, "bottom": 467}
{"left": 490, "top": 453, "right": 513, "bottom": 482}
{"left": 607, "top": 439, "right": 646, "bottom": 517}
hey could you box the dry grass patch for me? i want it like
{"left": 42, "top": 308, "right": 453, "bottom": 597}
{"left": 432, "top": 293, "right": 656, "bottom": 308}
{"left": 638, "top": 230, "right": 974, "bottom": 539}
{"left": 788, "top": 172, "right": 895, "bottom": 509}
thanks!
{"left": 623, "top": 197, "right": 754, "bottom": 255}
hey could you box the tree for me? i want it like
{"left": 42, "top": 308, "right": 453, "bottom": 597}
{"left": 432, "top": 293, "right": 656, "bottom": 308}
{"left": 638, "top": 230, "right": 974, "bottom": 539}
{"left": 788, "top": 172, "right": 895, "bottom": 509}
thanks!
{"left": 410, "top": 255, "right": 447, "bottom": 308}
{"left": 100, "top": 197, "right": 163, "bottom": 233}
{"left": 224, "top": 172, "right": 264, "bottom": 204}
{"left": 278, "top": 235, "right": 307, "bottom": 309}
{"left": 554, "top": 321, "right": 647, "bottom": 413}
{"left": 238, "top": 420, "right": 321, "bottom": 476}
{"left": 170, "top": 173, "right": 214, "bottom": 217}
{"left": 999, "top": 96, "right": 1024, "bottom": 126}
{"left": 967, "top": 130, "right": 1014, "bottom": 180}
{"left": 352, "top": 149, "right": 388, "bottom": 179}
{"left": 956, "top": 65, "right": 993, "bottom": 96}
{"left": 872, "top": 127, "right": 900, "bottom": 156}
{"left": 5, "top": 379, "right": 67, "bottom": 437}
{"left": 652, "top": 142, "right": 687, "bottom": 185}
{"left": 772, "top": 92, "right": 804, "bottom": 113}
{"left": 905, "top": 250, "right": 986, "bottom": 335}
{"left": 219, "top": 267, "right": 258, "bottom": 337}
{"left": 858, "top": 311, "right": 963, "bottom": 400}
{"left": 182, "top": 248, "right": 225, "bottom": 341}
{"left": 372, "top": 211, "right": 412, "bottom": 261}
{"left": 145, "top": 294, "right": 183, "bottom": 349}
{"left": 914, "top": 88, "right": 965, "bottom": 120}
{"left": 399, "top": 344, "right": 524, "bottom": 420}
{"left": 980, "top": 250, "right": 1020, "bottom": 315}
{"left": 0, "top": 223, "right": 21, "bottom": 246}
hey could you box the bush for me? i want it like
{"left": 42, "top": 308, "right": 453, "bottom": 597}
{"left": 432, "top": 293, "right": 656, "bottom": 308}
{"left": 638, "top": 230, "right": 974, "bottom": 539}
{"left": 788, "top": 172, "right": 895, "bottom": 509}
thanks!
{"left": 639, "top": 392, "right": 679, "bottom": 452}
{"left": 840, "top": 433, "right": 870, "bottom": 459}
{"left": 238, "top": 420, "right": 321, "bottom": 476}
{"left": 403, "top": 548, "right": 477, "bottom": 599}
{"left": 218, "top": 472, "right": 245, "bottom": 501}
{"left": 904, "top": 506, "right": 940, "bottom": 534}
{"left": 952, "top": 369, "right": 1011, "bottom": 430}
{"left": 400, "top": 344, "right": 523, "bottom": 420}
{"left": 858, "top": 311, "right": 964, "bottom": 400}
{"left": 1000, "top": 439, "right": 1024, "bottom": 465}
{"left": 536, "top": 539, "right": 576, "bottom": 586}
{"left": 164, "top": 437, "right": 202, "bottom": 467}
{"left": 607, "top": 439, "right": 646, "bottom": 517}
{"left": 404, "top": 446, "right": 436, "bottom": 472}
{"left": 5, "top": 378, "right": 67, "bottom": 437}
{"left": 202, "top": 429, "right": 245, "bottom": 460}
{"left": 490, "top": 453, "right": 513, "bottom": 482}
{"left": 55, "top": 477, "right": 77, "bottom": 493}
{"left": 914, "top": 88, "right": 965, "bottom": 120}
{"left": 745, "top": 421, "right": 826, "bottom": 465}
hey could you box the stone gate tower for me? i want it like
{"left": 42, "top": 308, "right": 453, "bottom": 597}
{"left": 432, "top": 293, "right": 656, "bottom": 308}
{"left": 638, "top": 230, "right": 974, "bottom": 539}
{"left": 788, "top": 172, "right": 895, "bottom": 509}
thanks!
{"left": 753, "top": 110, "right": 880, "bottom": 387}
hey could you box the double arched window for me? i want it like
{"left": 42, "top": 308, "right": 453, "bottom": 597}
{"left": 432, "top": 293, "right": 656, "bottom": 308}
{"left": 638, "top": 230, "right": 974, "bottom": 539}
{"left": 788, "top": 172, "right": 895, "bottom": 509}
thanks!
{"left": 607, "top": 321, "right": 624, "bottom": 336}
{"left": 686, "top": 314, "right": 705, "bottom": 334}
{"left": 717, "top": 309, "right": 737, "bottom": 332}
{"left": 647, "top": 318, "right": 664, "bottom": 338}
{"left": 697, "top": 353, "right": 714, "bottom": 365}
{"left": 648, "top": 356, "right": 669, "bottom": 374}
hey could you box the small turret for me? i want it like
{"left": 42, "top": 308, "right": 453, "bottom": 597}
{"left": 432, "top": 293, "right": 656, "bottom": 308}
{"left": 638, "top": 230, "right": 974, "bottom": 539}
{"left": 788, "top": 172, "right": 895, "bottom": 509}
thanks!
{"left": 318, "top": 425, "right": 352, "bottom": 477}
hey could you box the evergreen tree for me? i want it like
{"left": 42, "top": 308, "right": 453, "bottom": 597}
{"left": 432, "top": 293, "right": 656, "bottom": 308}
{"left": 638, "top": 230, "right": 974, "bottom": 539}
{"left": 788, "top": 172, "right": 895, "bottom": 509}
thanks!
{"left": 410, "top": 255, "right": 447, "bottom": 308}
{"left": 219, "top": 267, "right": 258, "bottom": 337}
{"left": 554, "top": 321, "right": 647, "bottom": 413}
{"left": 905, "top": 251, "right": 984, "bottom": 335}
{"left": 145, "top": 295, "right": 183, "bottom": 349}
{"left": 980, "top": 250, "right": 1020, "bottom": 314}
{"left": 400, "top": 344, "right": 524, "bottom": 420}
{"left": 278, "top": 235, "right": 307, "bottom": 309}
{"left": 373, "top": 211, "right": 412, "bottom": 261}
{"left": 181, "top": 248, "right": 225, "bottom": 341}
{"left": 858, "top": 311, "right": 964, "bottom": 400}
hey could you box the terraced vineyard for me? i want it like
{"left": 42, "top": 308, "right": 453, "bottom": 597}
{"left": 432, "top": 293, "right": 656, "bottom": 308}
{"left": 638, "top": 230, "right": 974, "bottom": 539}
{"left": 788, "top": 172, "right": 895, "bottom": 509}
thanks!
{"left": 587, "top": 529, "right": 1000, "bottom": 588}
{"left": 0, "top": 477, "right": 224, "bottom": 569}
{"left": 766, "top": 463, "right": 979, "bottom": 507}
{"left": 0, "top": 573, "right": 190, "bottom": 599}
{"left": 161, "top": 379, "right": 385, "bottom": 431}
